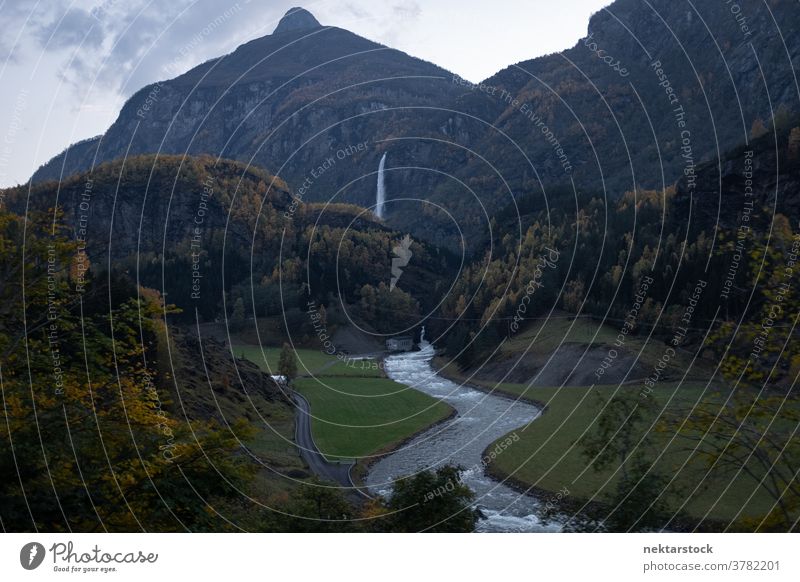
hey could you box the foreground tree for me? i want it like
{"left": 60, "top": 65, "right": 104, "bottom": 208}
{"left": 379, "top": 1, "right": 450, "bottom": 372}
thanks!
{"left": 579, "top": 390, "right": 654, "bottom": 483}
{"left": 385, "top": 465, "right": 481, "bottom": 532}
{"left": 664, "top": 393, "right": 800, "bottom": 531}
{"left": 665, "top": 219, "right": 800, "bottom": 531}
{"left": 269, "top": 479, "right": 357, "bottom": 532}
{"left": 565, "top": 460, "right": 677, "bottom": 532}
{"left": 574, "top": 391, "right": 677, "bottom": 531}
{"left": 0, "top": 209, "right": 257, "bottom": 531}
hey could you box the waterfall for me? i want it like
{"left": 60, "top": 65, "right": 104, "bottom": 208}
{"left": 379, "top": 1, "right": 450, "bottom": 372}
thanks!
{"left": 376, "top": 153, "right": 387, "bottom": 219}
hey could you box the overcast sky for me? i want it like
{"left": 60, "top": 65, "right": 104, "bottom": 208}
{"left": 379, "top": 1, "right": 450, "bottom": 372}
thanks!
{"left": 0, "top": 0, "right": 611, "bottom": 188}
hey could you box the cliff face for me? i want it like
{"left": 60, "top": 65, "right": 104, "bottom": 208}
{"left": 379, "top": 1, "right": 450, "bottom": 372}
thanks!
{"left": 673, "top": 123, "right": 800, "bottom": 239}
{"left": 448, "top": 0, "right": 799, "bottom": 195}
{"left": 30, "top": 2, "right": 800, "bottom": 251}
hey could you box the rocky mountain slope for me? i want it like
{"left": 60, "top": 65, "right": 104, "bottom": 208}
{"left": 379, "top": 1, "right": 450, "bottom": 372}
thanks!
{"left": 29, "top": 2, "right": 800, "bottom": 252}
{"left": 31, "top": 8, "right": 462, "bottom": 214}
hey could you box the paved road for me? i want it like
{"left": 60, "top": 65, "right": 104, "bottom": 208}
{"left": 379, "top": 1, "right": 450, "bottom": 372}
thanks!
{"left": 292, "top": 392, "right": 360, "bottom": 490}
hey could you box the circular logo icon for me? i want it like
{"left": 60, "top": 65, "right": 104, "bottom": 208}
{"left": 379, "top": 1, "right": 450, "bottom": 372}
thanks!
{"left": 20, "top": 542, "right": 46, "bottom": 570}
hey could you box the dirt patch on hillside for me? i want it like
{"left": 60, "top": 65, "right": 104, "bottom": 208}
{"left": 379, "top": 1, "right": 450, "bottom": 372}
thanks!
{"left": 459, "top": 343, "right": 647, "bottom": 387}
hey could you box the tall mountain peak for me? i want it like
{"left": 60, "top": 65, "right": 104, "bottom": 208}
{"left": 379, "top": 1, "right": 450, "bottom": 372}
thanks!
{"left": 274, "top": 7, "right": 321, "bottom": 34}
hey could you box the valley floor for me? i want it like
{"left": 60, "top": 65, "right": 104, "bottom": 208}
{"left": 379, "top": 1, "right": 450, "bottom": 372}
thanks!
{"left": 237, "top": 344, "right": 454, "bottom": 470}
{"left": 439, "top": 361, "right": 800, "bottom": 530}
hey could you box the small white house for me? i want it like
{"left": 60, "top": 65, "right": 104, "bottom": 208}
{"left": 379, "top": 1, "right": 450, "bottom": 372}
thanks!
{"left": 386, "top": 336, "right": 414, "bottom": 352}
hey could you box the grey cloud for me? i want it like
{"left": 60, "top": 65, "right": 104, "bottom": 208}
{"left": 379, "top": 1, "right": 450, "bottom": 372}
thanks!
{"left": 342, "top": 3, "right": 370, "bottom": 20}
{"left": 35, "top": 6, "right": 104, "bottom": 51}
{"left": 0, "top": 0, "right": 52, "bottom": 61}
{"left": 0, "top": 0, "right": 295, "bottom": 101}
{"left": 393, "top": 1, "right": 421, "bottom": 20}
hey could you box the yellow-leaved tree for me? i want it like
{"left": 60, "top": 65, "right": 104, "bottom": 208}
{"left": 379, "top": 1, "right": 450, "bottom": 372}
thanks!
{"left": 1, "top": 208, "right": 257, "bottom": 532}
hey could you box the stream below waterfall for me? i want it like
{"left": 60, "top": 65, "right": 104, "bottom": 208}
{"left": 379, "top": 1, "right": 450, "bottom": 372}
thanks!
{"left": 365, "top": 340, "right": 561, "bottom": 532}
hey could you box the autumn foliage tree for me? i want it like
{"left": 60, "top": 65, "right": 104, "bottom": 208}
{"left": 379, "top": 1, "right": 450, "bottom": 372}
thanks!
{"left": 665, "top": 216, "right": 800, "bottom": 531}
{"left": 0, "top": 208, "right": 257, "bottom": 531}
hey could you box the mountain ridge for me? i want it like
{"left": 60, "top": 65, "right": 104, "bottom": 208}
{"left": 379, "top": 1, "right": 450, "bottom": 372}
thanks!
{"left": 27, "top": 1, "right": 800, "bottom": 252}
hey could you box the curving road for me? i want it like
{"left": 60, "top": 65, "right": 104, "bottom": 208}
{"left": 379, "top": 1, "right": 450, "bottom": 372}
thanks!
{"left": 292, "top": 392, "right": 359, "bottom": 489}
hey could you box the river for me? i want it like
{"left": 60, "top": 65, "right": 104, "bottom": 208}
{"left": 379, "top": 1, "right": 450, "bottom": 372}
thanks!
{"left": 365, "top": 340, "right": 559, "bottom": 532}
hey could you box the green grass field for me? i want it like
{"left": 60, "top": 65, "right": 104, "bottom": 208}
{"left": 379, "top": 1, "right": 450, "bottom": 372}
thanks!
{"left": 234, "top": 344, "right": 383, "bottom": 378}
{"left": 293, "top": 376, "right": 452, "bottom": 461}
{"left": 436, "top": 312, "right": 795, "bottom": 527}
{"left": 312, "top": 359, "right": 385, "bottom": 378}
{"left": 481, "top": 380, "right": 788, "bottom": 524}
{"left": 233, "top": 345, "right": 339, "bottom": 376}
{"left": 235, "top": 342, "right": 452, "bottom": 462}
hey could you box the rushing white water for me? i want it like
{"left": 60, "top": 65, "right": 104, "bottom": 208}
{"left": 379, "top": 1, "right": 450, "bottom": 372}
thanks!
{"left": 375, "top": 153, "right": 387, "bottom": 219}
{"left": 366, "top": 341, "right": 560, "bottom": 532}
